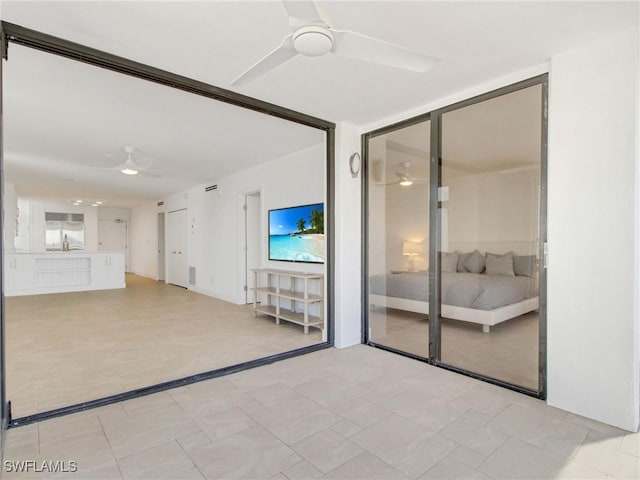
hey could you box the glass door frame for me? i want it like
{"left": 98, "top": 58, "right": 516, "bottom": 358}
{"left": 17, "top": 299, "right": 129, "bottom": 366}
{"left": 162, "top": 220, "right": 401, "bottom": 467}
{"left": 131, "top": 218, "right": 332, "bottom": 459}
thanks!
{"left": 362, "top": 74, "right": 548, "bottom": 399}
{"left": 361, "top": 111, "right": 432, "bottom": 362}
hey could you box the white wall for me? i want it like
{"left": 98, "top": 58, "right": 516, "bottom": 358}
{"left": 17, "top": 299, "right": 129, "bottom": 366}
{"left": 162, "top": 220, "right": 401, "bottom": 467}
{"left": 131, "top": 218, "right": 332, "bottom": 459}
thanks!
{"left": 334, "top": 122, "right": 363, "bottom": 348}
{"left": 547, "top": 26, "right": 639, "bottom": 431}
{"left": 188, "top": 143, "right": 325, "bottom": 305}
{"left": 446, "top": 168, "right": 540, "bottom": 256}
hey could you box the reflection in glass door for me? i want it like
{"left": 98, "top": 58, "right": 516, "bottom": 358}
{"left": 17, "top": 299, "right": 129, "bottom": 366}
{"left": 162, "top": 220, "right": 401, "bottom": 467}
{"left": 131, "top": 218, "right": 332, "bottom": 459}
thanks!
{"left": 438, "top": 82, "right": 544, "bottom": 392}
{"left": 366, "top": 119, "right": 430, "bottom": 358}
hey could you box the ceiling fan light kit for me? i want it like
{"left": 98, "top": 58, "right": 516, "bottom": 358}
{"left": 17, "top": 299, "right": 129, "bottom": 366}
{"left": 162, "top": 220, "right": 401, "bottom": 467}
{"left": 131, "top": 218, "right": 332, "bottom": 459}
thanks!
{"left": 121, "top": 167, "right": 139, "bottom": 175}
{"left": 292, "top": 25, "right": 333, "bottom": 56}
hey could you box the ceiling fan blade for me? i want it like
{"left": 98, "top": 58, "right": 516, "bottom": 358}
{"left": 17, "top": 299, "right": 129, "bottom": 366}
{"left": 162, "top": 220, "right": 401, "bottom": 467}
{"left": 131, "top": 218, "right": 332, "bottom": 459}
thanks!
{"left": 331, "top": 29, "right": 439, "bottom": 72}
{"left": 231, "top": 34, "right": 297, "bottom": 86}
{"left": 281, "top": 0, "right": 325, "bottom": 29}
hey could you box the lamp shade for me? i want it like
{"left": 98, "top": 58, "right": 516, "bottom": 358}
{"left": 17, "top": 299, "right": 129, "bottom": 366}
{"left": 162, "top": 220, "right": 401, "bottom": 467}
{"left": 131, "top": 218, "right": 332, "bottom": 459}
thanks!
{"left": 402, "top": 241, "right": 420, "bottom": 256}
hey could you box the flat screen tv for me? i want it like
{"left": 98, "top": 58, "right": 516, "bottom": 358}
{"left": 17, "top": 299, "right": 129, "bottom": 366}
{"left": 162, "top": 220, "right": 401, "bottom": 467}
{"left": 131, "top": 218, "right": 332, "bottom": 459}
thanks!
{"left": 269, "top": 203, "right": 324, "bottom": 264}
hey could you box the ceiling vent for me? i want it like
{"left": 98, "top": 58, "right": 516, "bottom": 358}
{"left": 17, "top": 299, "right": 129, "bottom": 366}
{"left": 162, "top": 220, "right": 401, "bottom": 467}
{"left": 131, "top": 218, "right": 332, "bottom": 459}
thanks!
{"left": 205, "top": 185, "right": 218, "bottom": 192}
{"left": 157, "top": 201, "right": 164, "bottom": 206}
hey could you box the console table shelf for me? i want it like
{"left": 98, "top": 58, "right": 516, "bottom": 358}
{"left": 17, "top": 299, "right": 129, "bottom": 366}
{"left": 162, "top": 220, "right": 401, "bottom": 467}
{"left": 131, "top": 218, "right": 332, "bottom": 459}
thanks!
{"left": 251, "top": 268, "right": 324, "bottom": 334}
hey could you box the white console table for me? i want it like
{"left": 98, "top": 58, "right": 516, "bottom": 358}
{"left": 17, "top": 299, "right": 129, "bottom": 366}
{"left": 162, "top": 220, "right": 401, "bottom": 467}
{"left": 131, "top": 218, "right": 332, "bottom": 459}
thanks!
{"left": 251, "top": 268, "right": 324, "bottom": 334}
{"left": 4, "top": 252, "right": 126, "bottom": 296}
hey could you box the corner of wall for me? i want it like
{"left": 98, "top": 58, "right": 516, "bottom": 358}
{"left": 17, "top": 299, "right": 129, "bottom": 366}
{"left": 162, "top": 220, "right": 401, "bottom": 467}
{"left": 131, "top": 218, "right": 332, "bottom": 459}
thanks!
{"left": 333, "top": 122, "right": 363, "bottom": 348}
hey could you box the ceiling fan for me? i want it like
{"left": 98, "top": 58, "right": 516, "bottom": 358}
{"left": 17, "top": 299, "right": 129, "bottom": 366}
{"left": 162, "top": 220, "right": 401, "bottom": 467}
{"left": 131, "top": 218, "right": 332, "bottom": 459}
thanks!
{"left": 231, "top": 0, "right": 440, "bottom": 86}
{"left": 98, "top": 146, "right": 164, "bottom": 177}
{"left": 380, "top": 161, "right": 428, "bottom": 186}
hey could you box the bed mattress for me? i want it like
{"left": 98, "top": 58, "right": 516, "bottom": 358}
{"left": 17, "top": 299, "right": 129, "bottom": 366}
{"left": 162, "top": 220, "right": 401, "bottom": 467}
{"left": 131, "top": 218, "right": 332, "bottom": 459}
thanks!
{"left": 369, "top": 272, "right": 537, "bottom": 311}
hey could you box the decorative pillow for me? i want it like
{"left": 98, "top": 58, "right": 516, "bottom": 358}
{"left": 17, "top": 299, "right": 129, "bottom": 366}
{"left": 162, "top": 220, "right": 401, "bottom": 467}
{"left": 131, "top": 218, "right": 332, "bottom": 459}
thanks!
{"left": 514, "top": 255, "right": 536, "bottom": 277}
{"left": 441, "top": 251, "right": 459, "bottom": 273}
{"left": 463, "top": 249, "right": 486, "bottom": 274}
{"left": 457, "top": 252, "right": 472, "bottom": 272}
{"left": 485, "top": 252, "right": 515, "bottom": 277}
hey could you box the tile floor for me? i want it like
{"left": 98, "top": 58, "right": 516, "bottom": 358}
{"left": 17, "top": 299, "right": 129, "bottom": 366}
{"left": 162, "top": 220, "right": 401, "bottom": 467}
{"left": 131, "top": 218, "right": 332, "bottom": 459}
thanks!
{"left": 2, "top": 345, "right": 638, "bottom": 479}
{"left": 5, "top": 274, "right": 322, "bottom": 418}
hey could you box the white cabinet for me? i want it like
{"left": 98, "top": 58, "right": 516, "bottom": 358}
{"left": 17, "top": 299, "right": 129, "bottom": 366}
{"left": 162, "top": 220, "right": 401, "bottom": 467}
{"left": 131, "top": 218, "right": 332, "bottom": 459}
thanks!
{"left": 251, "top": 268, "right": 324, "bottom": 334}
{"left": 92, "top": 254, "right": 126, "bottom": 290}
{"left": 5, "top": 252, "right": 125, "bottom": 296}
{"left": 5, "top": 255, "right": 34, "bottom": 293}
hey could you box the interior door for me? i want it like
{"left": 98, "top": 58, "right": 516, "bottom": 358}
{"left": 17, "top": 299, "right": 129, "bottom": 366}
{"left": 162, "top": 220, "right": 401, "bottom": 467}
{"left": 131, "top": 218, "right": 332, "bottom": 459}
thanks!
{"left": 245, "top": 193, "right": 261, "bottom": 303}
{"left": 167, "top": 209, "right": 188, "bottom": 288}
{"left": 98, "top": 219, "right": 128, "bottom": 269}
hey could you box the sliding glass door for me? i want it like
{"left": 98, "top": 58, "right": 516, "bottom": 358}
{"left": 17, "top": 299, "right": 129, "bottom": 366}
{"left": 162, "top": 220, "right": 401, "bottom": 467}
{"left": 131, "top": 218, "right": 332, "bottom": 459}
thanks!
{"left": 437, "top": 81, "right": 545, "bottom": 393}
{"left": 366, "top": 118, "right": 430, "bottom": 358}
{"left": 364, "top": 76, "right": 547, "bottom": 395}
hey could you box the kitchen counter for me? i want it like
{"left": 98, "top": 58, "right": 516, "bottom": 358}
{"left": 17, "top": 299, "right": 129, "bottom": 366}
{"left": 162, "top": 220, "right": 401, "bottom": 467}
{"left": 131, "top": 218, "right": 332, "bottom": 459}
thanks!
{"left": 5, "top": 251, "right": 126, "bottom": 296}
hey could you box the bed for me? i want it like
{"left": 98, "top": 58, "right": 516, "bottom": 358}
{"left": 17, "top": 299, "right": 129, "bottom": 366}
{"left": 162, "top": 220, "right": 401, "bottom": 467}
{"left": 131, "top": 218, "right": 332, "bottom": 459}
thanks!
{"left": 369, "top": 251, "right": 539, "bottom": 333}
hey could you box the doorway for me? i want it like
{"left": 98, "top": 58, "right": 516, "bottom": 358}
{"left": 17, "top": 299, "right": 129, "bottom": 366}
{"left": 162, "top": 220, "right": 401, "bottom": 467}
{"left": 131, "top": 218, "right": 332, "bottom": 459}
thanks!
{"left": 166, "top": 209, "right": 188, "bottom": 288}
{"left": 244, "top": 192, "right": 261, "bottom": 303}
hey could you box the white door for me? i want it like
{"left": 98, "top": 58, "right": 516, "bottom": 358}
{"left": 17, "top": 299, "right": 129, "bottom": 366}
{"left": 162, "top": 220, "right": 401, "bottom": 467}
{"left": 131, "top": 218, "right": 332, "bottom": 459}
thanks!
{"left": 98, "top": 219, "right": 128, "bottom": 270}
{"left": 245, "top": 193, "right": 261, "bottom": 303}
{"left": 166, "top": 209, "right": 188, "bottom": 288}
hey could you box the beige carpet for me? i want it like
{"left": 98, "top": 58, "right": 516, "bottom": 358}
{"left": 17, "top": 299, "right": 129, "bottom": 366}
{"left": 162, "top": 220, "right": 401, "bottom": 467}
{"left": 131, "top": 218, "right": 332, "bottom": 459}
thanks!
{"left": 5, "top": 274, "right": 322, "bottom": 418}
{"left": 369, "top": 307, "right": 539, "bottom": 391}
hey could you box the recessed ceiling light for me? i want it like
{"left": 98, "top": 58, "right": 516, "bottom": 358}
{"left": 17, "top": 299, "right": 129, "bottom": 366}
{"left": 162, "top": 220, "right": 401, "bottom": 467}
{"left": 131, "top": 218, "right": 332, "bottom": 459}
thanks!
{"left": 95, "top": 201, "right": 103, "bottom": 205}
{"left": 73, "top": 202, "right": 80, "bottom": 206}
{"left": 76, "top": 200, "right": 83, "bottom": 203}
{"left": 92, "top": 203, "right": 99, "bottom": 207}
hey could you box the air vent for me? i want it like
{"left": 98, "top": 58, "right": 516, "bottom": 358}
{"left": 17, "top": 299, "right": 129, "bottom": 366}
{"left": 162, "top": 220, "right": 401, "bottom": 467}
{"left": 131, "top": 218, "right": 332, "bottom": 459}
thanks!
{"left": 157, "top": 201, "right": 164, "bottom": 206}
{"left": 205, "top": 185, "right": 218, "bottom": 192}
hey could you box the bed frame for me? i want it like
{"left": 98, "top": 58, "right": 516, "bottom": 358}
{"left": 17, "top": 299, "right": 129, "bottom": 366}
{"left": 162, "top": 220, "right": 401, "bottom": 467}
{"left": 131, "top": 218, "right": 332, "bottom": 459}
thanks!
{"left": 369, "top": 294, "right": 539, "bottom": 333}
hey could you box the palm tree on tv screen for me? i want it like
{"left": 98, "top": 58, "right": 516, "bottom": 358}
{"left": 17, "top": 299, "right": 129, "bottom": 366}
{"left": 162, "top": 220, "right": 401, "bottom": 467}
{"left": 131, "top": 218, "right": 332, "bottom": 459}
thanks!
{"left": 310, "top": 209, "right": 324, "bottom": 234}
{"left": 296, "top": 218, "right": 306, "bottom": 233}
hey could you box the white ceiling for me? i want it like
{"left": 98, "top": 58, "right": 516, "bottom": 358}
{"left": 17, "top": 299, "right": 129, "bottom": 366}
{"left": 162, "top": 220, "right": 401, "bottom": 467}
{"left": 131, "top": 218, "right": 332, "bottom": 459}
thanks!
{"left": 1, "top": 1, "right": 637, "bottom": 207}
{"left": 3, "top": 44, "right": 324, "bottom": 207}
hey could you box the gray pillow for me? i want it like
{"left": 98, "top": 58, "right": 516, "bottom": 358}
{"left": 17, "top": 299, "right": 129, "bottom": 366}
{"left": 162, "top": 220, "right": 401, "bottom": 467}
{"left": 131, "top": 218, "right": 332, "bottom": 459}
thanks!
{"left": 463, "top": 249, "right": 486, "bottom": 274}
{"left": 514, "top": 255, "right": 536, "bottom": 277}
{"left": 441, "top": 251, "right": 459, "bottom": 273}
{"left": 457, "top": 252, "right": 472, "bottom": 272}
{"left": 485, "top": 252, "right": 515, "bottom": 277}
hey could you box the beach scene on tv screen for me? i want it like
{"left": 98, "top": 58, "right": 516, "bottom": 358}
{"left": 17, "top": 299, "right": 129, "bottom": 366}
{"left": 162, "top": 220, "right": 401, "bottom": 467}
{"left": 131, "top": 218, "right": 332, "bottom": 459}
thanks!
{"left": 269, "top": 204, "right": 324, "bottom": 263}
